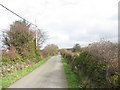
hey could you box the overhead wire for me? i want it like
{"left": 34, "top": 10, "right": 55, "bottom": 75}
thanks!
{"left": 0, "top": 3, "right": 38, "bottom": 27}
{"left": 0, "top": 3, "right": 42, "bottom": 46}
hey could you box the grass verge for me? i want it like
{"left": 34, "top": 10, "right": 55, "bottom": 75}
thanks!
{"left": 62, "top": 57, "right": 93, "bottom": 88}
{"left": 61, "top": 57, "right": 79, "bottom": 88}
{"left": 2, "top": 56, "right": 51, "bottom": 88}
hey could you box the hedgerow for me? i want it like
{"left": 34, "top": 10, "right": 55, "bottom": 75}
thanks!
{"left": 60, "top": 41, "right": 119, "bottom": 88}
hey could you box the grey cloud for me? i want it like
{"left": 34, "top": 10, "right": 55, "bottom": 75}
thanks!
{"left": 110, "top": 14, "right": 118, "bottom": 21}
{"left": 68, "top": 24, "right": 118, "bottom": 43}
{"left": 87, "top": 26, "right": 117, "bottom": 38}
{"left": 46, "top": 21, "right": 118, "bottom": 48}
{"left": 63, "top": 2, "right": 78, "bottom": 6}
{"left": 0, "top": 0, "right": 118, "bottom": 49}
{"left": 46, "top": 23, "right": 81, "bottom": 34}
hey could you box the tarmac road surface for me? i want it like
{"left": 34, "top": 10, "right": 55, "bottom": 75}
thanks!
{"left": 8, "top": 55, "right": 68, "bottom": 88}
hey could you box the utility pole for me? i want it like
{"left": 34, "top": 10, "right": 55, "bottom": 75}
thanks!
{"left": 35, "top": 19, "right": 37, "bottom": 47}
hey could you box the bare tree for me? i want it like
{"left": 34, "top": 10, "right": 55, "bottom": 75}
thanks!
{"left": 37, "top": 29, "right": 47, "bottom": 48}
{"left": 42, "top": 44, "right": 59, "bottom": 57}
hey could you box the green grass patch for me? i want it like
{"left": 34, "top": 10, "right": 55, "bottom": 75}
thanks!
{"left": 61, "top": 57, "right": 79, "bottom": 88}
{"left": 2, "top": 56, "right": 51, "bottom": 88}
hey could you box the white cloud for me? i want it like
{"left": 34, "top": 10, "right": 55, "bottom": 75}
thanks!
{"left": 0, "top": 0, "right": 119, "bottom": 48}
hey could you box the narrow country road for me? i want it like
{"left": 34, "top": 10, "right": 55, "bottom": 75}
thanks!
{"left": 9, "top": 55, "right": 68, "bottom": 88}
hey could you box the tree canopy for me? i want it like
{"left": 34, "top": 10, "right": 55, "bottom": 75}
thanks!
{"left": 43, "top": 44, "right": 59, "bottom": 57}
{"left": 2, "top": 20, "right": 46, "bottom": 60}
{"left": 72, "top": 43, "right": 81, "bottom": 52}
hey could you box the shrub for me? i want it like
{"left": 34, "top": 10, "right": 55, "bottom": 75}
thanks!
{"left": 60, "top": 41, "right": 119, "bottom": 88}
{"left": 42, "top": 44, "right": 59, "bottom": 57}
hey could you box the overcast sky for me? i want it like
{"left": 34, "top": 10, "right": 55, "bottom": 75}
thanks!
{"left": 0, "top": 0, "right": 119, "bottom": 49}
